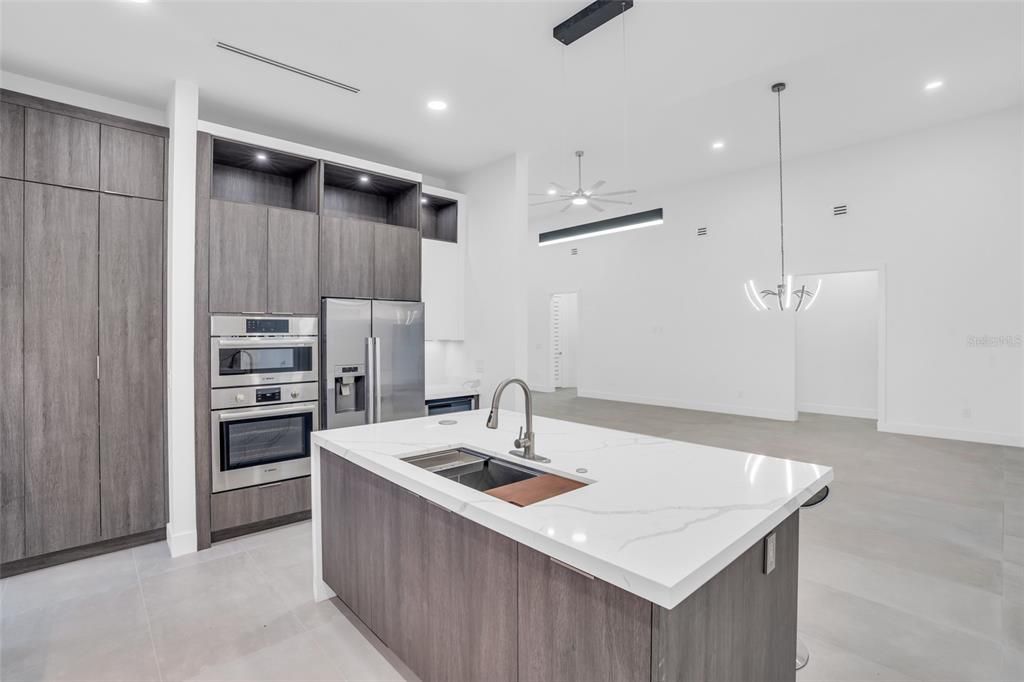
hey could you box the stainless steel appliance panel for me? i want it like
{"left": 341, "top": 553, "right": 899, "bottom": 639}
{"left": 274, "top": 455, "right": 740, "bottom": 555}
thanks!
{"left": 372, "top": 300, "right": 425, "bottom": 422}
{"left": 322, "top": 298, "right": 372, "bottom": 429}
{"left": 210, "top": 314, "right": 318, "bottom": 389}
{"left": 211, "top": 315, "right": 317, "bottom": 337}
{"left": 211, "top": 381, "right": 319, "bottom": 411}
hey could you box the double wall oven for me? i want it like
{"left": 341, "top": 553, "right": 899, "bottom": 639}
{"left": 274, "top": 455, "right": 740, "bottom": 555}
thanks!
{"left": 210, "top": 315, "right": 319, "bottom": 493}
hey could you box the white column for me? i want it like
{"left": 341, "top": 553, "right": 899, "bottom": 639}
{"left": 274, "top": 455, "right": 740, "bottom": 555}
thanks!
{"left": 165, "top": 80, "right": 199, "bottom": 557}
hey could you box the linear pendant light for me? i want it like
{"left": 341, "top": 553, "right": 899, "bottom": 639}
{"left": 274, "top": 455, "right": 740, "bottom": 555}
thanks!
{"left": 538, "top": 208, "right": 663, "bottom": 246}
{"left": 745, "top": 82, "right": 820, "bottom": 312}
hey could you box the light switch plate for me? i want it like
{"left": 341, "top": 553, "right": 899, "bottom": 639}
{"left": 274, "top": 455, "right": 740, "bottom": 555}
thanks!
{"left": 764, "top": 532, "right": 776, "bottom": 574}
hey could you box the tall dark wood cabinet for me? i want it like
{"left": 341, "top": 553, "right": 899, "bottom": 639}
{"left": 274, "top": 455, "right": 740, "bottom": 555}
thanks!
{"left": 0, "top": 90, "right": 168, "bottom": 575}
{"left": 99, "top": 194, "right": 165, "bottom": 538}
{"left": 0, "top": 179, "right": 25, "bottom": 562}
{"left": 23, "top": 183, "right": 102, "bottom": 556}
{"left": 374, "top": 223, "right": 421, "bottom": 301}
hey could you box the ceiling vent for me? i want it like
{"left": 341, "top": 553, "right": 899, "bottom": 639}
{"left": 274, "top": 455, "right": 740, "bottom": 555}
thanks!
{"left": 216, "top": 42, "right": 360, "bottom": 94}
{"left": 570, "top": 247, "right": 580, "bottom": 256}
{"left": 696, "top": 226, "right": 708, "bottom": 237}
{"left": 833, "top": 204, "right": 848, "bottom": 216}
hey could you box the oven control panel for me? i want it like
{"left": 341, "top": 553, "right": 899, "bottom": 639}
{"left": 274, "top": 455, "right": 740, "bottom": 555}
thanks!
{"left": 255, "top": 388, "right": 281, "bottom": 403}
{"left": 245, "top": 318, "right": 290, "bottom": 334}
{"left": 211, "top": 382, "right": 319, "bottom": 411}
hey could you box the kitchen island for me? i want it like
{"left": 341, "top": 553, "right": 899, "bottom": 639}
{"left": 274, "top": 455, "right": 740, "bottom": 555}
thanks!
{"left": 311, "top": 409, "right": 832, "bottom": 682}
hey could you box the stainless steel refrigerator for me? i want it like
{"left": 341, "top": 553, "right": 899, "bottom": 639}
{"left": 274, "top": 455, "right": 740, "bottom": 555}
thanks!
{"left": 321, "top": 298, "right": 425, "bottom": 429}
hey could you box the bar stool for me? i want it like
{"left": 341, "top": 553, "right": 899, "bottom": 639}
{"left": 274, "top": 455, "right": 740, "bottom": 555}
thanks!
{"left": 796, "top": 485, "right": 830, "bottom": 671}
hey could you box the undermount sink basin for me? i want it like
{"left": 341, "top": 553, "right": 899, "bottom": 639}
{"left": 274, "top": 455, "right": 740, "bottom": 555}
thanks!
{"left": 401, "top": 448, "right": 543, "bottom": 492}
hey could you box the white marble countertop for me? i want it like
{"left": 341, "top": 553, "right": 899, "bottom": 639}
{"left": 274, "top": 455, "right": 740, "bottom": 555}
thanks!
{"left": 310, "top": 409, "right": 832, "bottom": 609}
{"left": 424, "top": 382, "right": 481, "bottom": 401}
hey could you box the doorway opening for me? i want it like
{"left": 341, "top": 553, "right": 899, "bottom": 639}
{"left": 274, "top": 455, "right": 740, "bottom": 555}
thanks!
{"left": 550, "top": 292, "right": 579, "bottom": 390}
{"left": 795, "top": 270, "right": 881, "bottom": 422}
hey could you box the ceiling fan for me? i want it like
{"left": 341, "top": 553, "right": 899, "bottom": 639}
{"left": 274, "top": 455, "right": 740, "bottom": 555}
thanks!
{"left": 530, "top": 150, "right": 636, "bottom": 212}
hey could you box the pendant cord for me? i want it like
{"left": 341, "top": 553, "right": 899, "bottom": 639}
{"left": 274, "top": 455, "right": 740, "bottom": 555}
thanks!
{"left": 777, "top": 87, "right": 785, "bottom": 280}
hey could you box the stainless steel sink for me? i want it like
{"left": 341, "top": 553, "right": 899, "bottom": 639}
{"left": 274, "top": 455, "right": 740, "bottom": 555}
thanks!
{"left": 401, "top": 448, "right": 543, "bottom": 492}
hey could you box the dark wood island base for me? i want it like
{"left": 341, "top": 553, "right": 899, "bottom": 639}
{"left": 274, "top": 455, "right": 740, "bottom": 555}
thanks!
{"left": 321, "top": 454, "right": 799, "bottom": 682}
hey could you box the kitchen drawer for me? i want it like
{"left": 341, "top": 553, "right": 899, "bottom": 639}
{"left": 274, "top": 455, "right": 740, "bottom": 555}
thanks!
{"left": 211, "top": 476, "right": 311, "bottom": 534}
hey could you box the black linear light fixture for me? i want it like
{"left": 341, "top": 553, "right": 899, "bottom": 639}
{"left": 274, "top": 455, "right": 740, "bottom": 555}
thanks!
{"left": 538, "top": 208, "right": 664, "bottom": 246}
{"left": 553, "top": 0, "right": 634, "bottom": 45}
{"left": 216, "top": 42, "right": 360, "bottom": 94}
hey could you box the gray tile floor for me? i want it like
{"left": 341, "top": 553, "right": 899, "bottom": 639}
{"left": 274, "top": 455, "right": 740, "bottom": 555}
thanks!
{"left": 1, "top": 388, "right": 1021, "bottom": 681}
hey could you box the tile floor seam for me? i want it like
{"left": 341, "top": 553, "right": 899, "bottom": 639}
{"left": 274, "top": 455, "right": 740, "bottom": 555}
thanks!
{"left": 242, "top": 547, "right": 313, "bottom": 635}
{"left": 133, "top": 549, "right": 165, "bottom": 682}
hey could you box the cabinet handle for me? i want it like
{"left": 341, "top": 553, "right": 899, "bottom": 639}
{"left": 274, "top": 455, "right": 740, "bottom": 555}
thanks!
{"left": 259, "top": 482, "right": 283, "bottom": 490}
{"left": 550, "top": 557, "right": 594, "bottom": 580}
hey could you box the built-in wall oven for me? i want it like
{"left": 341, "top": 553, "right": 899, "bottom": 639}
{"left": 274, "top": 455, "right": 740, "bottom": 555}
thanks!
{"left": 210, "top": 315, "right": 319, "bottom": 493}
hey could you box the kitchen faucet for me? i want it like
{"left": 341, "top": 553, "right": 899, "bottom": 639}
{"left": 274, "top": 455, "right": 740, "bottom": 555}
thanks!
{"left": 485, "top": 378, "right": 550, "bottom": 463}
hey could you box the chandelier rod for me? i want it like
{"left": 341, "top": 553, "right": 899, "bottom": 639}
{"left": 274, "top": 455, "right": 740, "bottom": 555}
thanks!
{"left": 775, "top": 83, "right": 785, "bottom": 281}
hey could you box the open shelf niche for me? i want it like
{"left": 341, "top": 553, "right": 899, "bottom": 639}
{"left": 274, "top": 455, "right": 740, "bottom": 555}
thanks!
{"left": 211, "top": 138, "right": 319, "bottom": 212}
{"left": 421, "top": 193, "right": 458, "bottom": 243}
{"left": 322, "top": 163, "right": 420, "bottom": 229}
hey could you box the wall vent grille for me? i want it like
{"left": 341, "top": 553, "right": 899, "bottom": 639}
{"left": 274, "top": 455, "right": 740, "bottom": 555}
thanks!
{"left": 833, "top": 204, "right": 848, "bottom": 216}
{"left": 570, "top": 247, "right": 579, "bottom": 256}
{"left": 696, "top": 226, "right": 708, "bottom": 237}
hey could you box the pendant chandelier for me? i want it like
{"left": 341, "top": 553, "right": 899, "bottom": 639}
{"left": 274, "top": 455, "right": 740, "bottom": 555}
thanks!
{"left": 744, "top": 82, "right": 821, "bottom": 312}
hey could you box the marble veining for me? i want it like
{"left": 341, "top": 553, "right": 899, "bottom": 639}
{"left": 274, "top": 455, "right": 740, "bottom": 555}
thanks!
{"left": 311, "top": 409, "right": 832, "bottom": 609}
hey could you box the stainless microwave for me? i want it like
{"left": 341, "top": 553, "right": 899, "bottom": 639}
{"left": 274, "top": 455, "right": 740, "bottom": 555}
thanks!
{"left": 210, "top": 315, "right": 318, "bottom": 389}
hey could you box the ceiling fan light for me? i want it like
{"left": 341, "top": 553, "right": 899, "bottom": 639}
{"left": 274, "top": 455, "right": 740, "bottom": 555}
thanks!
{"left": 572, "top": 197, "right": 588, "bottom": 206}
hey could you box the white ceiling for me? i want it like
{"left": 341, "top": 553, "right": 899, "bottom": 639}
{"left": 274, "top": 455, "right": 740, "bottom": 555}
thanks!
{"left": 2, "top": 1, "right": 1021, "bottom": 205}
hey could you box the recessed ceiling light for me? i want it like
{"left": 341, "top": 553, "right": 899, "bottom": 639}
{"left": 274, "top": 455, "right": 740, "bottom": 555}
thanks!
{"left": 359, "top": 175, "right": 370, "bottom": 183}
{"left": 547, "top": 188, "right": 557, "bottom": 195}
{"left": 712, "top": 140, "right": 725, "bottom": 150}
{"left": 420, "top": 197, "right": 428, "bottom": 204}
{"left": 924, "top": 80, "right": 944, "bottom": 91}
{"left": 571, "top": 197, "right": 588, "bottom": 206}
{"left": 255, "top": 152, "right": 267, "bottom": 161}
{"left": 427, "top": 100, "right": 448, "bottom": 111}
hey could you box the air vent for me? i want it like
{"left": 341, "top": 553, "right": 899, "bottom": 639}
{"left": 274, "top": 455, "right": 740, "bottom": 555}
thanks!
{"left": 696, "top": 226, "right": 708, "bottom": 237}
{"left": 216, "top": 42, "right": 360, "bottom": 94}
{"left": 833, "top": 204, "right": 848, "bottom": 216}
{"left": 570, "top": 247, "right": 580, "bottom": 256}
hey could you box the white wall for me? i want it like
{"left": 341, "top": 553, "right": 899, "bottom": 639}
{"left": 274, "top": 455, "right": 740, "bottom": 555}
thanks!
{"left": 0, "top": 71, "right": 165, "bottom": 126}
{"left": 796, "top": 271, "right": 879, "bottom": 419}
{"left": 528, "top": 106, "right": 1023, "bottom": 445}
{"left": 455, "top": 153, "right": 531, "bottom": 410}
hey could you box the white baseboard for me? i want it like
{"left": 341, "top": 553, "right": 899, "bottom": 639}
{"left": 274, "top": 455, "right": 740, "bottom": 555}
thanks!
{"left": 577, "top": 389, "right": 798, "bottom": 422}
{"left": 798, "top": 402, "right": 878, "bottom": 420}
{"left": 165, "top": 526, "right": 198, "bottom": 557}
{"left": 877, "top": 421, "right": 1023, "bottom": 447}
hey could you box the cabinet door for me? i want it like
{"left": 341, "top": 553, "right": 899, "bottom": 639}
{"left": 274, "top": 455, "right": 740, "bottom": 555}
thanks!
{"left": 319, "top": 215, "right": 373, "bottom": 298}
{"left": 211, "top": 477, "right": 310, "bottom": 532}
{"left": 268, "top": 208, "right": 319, "bottom": 314}
{"left": 99, "top": 194, "right": 165, "bottom": 539}
{"left": 23, "top": 184, "right": 100, "bottom": 556}
{"left": 209, "top": 200, "right": 268, "bottom": 313}
{"left": 0, "top": 179, "right": 25, "bottom": 561}
{"left": 1, "top": 102, "right": 25, "bottom": 179}
{"left": 518, "top": 545, "right": 652, "bottom": 682}
{"left": 100, "top": 126, "right": 164, "bottom": 200}
{"left": 373, "top": 224, "right": 420, "bottom": 301}
{"left": 25, "top": 108, "right": 100, "bottom": 190}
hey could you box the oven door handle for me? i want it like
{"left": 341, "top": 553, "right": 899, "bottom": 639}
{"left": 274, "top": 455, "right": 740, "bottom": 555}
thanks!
{"left": 216, "top": 403, "right": 317, "bottom": 422}
{"left": 215, "top": 336, "right": 318, "bottom": 348}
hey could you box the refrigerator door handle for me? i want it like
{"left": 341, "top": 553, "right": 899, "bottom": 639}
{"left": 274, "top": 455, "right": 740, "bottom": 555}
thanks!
{"left": 373, "top": 337, "right": 383, "bottom": 423}
{"left": 365, "top": 336, "right": 375, "bottom": 424}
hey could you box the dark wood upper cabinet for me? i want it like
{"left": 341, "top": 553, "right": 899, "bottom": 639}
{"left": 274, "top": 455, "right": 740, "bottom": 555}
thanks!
{"left": 322, "top": 163, "right": 420, "bottom": 229}
{"left": 100, "top": 126, "right": 165, "bottom": 200}
{"left": 211, "top": 138, "right": 317, "bottom": 212}
{"left": 421, "top": 194, "right": 457, "bottom": 243}
{"left": 320, "top": 215, "right": 374, "bottom": 299}
{"left": 209, "top": 199, "right": 268, "bottom": 313}
{"left": 1, "top": 103, "right": 25, "bottom": 180}
{"left": 99, "top": 194, "right": 166, "bottom": 539}
{"left": 0, "top": 179, "right": 25, "bottom": 562}
{"left": 268, "top": 208, "right": 319, "bottom": 314}
{"left": 25, "top": 108, "right": 100, "bottom": 190}
{"left": 374, "top": 223, "right": 421, "bottom": 301}
{"left": 22, "top": 183, "right": 101, "bottom": 556}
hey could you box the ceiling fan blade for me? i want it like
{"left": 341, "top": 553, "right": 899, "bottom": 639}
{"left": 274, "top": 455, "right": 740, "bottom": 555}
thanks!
{"left": 530, "top": 198, "right": 571, "bottom": 206}
{"left": 590, "top": 189, "right": 636, "bottom": 197}
{"left": 585, "top": 179, "right": 606, "bottom": 194}
{"left": 588, "top": 201, "right": 605, "bottom": 212}
{"left": 591, "top": 198, "right": 632, "bottom": 205}
{"left": 550, "top": 181, "right": 570, "bottom": 193}
{"left": 559, "top": 202, "right": 574, "bottom": 213}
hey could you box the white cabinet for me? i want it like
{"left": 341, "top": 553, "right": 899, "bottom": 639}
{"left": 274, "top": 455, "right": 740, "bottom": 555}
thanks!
{"left": 421, "top": 186, "right": 465, "bottom": 340}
